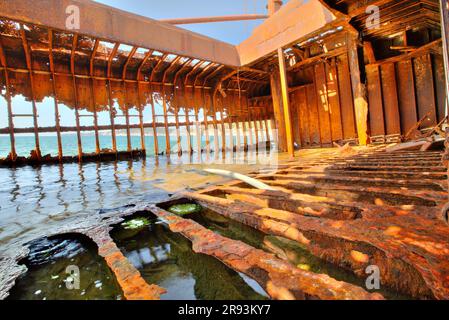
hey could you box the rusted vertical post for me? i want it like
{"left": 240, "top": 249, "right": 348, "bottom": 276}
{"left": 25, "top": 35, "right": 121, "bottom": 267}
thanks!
{"left": 253, "top": 107, "right": 260, "bottom": 149}
{"left": 347, "top": 33, "right": 369, "bottom": 145}
{"left": 246, "top": 97, "right": 255, "bottom": 149}
{"left": 219, "top": 101, "right": 227, "bottom": 153}
{"left": 202, "top": 93, "right": 211, "bottom": 155}
{"left": 161, "top": 91, "right": 171, "bottom": 155}
{"left": 226, "top": 96, "right": 235, "bottom": 152}
{"left": 173, "top": 100, "right": 182, "bottom": 156}
{"left": 136, "top": 83, "right": 146, "bottom": 153}
{"left": 123, "top": 85, "right": 132, "bottom": 152}
{"left": 277, "top": 47, "right": 295, "bottom": 157}
{"left": 149, "top": 88, "right": 159, "bottom": 156}
{"left": 89, "top": 39, "right": 101, "bottom": 154}
{"left": 122, "top": 47, "right": 137, "bottom": 153}
{"left": 263, "top": 105, "right": 271, "bottom": 144}
{"left": 211, "top": 95, "right": 220, "bottom": 154}
{"left": 0, "top": 39, "right": 16, "bottom": 160}
{"left": 233, "top": 94, "right": 242, "bottom": 151}
{"left": 184, "top": 102, "right": 193, "bottom": 154}
{"left": 20, "top": 25, "right": 41, "bottom": 159}
{"left": 48, "top": 30, "right": 63, "bottom": 160}
{"left": 137, "top": 51, "right": 153, "bottom": 154}
{"left": 175, "top": 59, "right": 193, "bottom": 154}
{"left": 107, "top": 43, "right": 119, "bottom": 153}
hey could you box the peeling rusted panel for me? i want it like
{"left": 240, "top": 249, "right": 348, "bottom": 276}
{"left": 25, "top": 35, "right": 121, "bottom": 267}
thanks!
{"left": 314, "top": 63, "right": 332, "bottom": 144}
{"left": 396, "top": 59, "right": 418, "bottom": 134}
{"left": 325, "top": 59, "right": 343, "bottom": 141}
{"left": 380, "top": 63, "right": 401, "bottom": 135}
{"left": 366, "top": 65, "right": 385, "bottom": 137}
{"left": 306, "top": 83, "right": 321, "bottom": 145}
{"left": 414, "top": 54, "right": 437, "bottom": 128}
{"left": 336, "top": 53, "right": 356, "bottom": 140}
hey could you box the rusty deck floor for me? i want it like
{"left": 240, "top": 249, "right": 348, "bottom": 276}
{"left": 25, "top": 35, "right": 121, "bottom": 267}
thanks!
{"left": 3, "top": 146, "right": 449, "bottom": 300}
{"left": 172, "top": 146, "right": 449, "bottom": 299}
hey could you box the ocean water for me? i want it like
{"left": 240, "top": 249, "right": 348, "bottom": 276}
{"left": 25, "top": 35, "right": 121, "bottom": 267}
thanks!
{"left": 0, "top": 133, "right": 229, "bottom": 158}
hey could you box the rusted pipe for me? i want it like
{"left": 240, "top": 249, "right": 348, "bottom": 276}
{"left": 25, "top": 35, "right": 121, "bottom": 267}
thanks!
{"left": 160, "top": 14, "right": 268, "bottom": 25}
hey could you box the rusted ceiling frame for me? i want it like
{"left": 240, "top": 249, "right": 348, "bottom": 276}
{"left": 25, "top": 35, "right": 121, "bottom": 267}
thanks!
{"left": 88, "top": 38, "right": 101, "bottom": 154}
{"left": 136, "top": 49, "right": 154, "bottom": 81}
{"left": 19, "top": 23, "right": 41, "bottom": 159}
{"left": 68, "top": 33, "right": 85, "bottom": 161}
{"left": 47, "top": 29, "right": 63, "bottom": 160}
{"left": 0, "top": 37, "right": 16, "bottom": 160}
{"left": 106, "top": 42, "right": 120, "bottom": 152}
{"left": 150, "top": 53, "right": 169, "bottom": 83}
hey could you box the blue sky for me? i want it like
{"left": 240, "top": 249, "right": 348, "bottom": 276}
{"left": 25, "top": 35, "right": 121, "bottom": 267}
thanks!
{"left": 94, "top": 0, "right": 272, "bottom": 45}
{"left": 1, "top": 1, "right": 280, "bottom": 131}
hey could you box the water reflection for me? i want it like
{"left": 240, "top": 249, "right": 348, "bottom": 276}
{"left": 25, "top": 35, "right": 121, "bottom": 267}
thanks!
{"left": 0, "top": 148, "right": 278, "bottom": 251}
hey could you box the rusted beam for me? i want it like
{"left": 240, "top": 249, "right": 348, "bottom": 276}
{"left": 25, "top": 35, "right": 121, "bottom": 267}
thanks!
{"left": 160, "top": 14, "right": 268, "bottom": 25}
{"left": 0, "top": 0, "right": 241, "bottom": 66}
{"left": 20, "top": 24, "right": 41, "bottom": 159}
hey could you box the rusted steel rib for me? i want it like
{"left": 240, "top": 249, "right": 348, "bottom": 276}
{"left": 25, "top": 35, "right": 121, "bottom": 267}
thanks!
{"left": 69, "top": 34, "right": 83, "bottom": 161}
{"left": 86, "top": 228, "right": 165, "bottom": 300}
{"left": 0, "top": 38, "right": 16, "bottom": 161}
{"left": 47, "top": 30, "right": 64, "bottom": 160}
{"left": 107, "top": 43, "right": 120, "bottom": 153}
{"left": 148, "top": 205, "right": 383, "bottom": 300}
{"left": 89, "top": 39, "right": 101, "bottom": 154}
{"left": 122, "top": 47, "right": 138, "bottom": 153}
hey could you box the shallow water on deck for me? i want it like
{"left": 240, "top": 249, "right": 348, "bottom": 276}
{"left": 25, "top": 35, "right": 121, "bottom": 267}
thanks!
{"left": 189, "top": 209, "right": 411, "bottom": 300}
{"left": 111, "top": 214, "right": 268, "bottom": 300}
{"left": 7, "top": 236, "right": 123, "bottom": 300}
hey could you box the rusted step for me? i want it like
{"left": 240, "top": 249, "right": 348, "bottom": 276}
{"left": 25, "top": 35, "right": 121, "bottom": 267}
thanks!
{"left": 148, "top": 204, "right": 383, "bottom": 300}
{"left": 200, "top": 186, "right": 362, "bottom": 220}
{"left": 325, "top": 165, "right": 446, "bottom": 172}
{"left": 257, "top": 174, "right": 447, "bottom": 191}
{"left": 200, "top": 185, "right": 441, "bottom": 219}
{"left": 250, "top": 179, "right": 444, "bottom": 209}
{"left": 182, "top": 192, "right": 449, "bottom": 299}
{"left": 275, "top": 169, "right": 447, "bottom": 181}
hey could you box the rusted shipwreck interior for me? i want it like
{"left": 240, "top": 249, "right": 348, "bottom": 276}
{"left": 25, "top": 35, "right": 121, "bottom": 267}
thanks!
{"left": 1, "top": 0, "right": 449, "bottom": 300}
